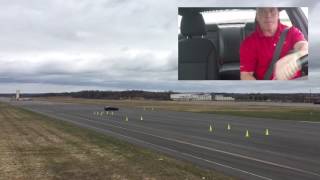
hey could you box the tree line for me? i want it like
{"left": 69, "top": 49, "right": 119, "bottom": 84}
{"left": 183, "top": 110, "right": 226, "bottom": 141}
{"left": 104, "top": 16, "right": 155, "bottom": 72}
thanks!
{"left": 9, "top": 90, "right": 173, "bottom": 100}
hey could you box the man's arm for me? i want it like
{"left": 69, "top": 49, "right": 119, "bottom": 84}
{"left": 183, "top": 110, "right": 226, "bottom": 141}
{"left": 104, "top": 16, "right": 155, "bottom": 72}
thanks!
{"left": 240, "top": 72, "right": 256, "bottom": 80}
{"left": 294, "top": 41, "right": 308, "bottom": 58}
{"left": 273, "top": 40, "right": 308, "bottom": 80}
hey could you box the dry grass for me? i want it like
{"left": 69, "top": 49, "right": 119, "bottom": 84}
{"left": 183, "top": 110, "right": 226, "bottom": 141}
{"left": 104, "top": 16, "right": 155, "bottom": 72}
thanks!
{"left": 0, "top": 102, "right": 235, "bottom": 180}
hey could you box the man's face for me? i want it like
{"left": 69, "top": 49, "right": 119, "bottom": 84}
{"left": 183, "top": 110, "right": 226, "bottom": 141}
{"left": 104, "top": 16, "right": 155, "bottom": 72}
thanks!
{"left": 256, "top": 8, "right": 279, "bottom": 34}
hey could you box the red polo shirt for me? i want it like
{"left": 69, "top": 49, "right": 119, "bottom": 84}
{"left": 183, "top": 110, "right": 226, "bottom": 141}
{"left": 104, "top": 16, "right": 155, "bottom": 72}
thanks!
{"left": 240, "top": 22, "right": 306, "bottom": 80}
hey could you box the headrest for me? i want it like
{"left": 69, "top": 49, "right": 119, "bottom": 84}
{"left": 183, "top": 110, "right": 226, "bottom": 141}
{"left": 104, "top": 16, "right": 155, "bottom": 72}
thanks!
{"left": 244, "top": 22, "right": 255, "bottom": 30}
{"left": 206, "top": 24, "right": 219, "bottom": 32}
{"left": 180, "top": 13, "right": 206, "bottom": 36}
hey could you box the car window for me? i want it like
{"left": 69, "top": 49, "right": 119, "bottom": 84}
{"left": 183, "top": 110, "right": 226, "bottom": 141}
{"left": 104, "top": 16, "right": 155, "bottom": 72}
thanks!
{"left": 302, "top": 7, "right": 308, "bottom": 19}
{"left": 178, "top": 15, "right": 182, "bottom": 34}
{"left": 279, "top": 10, "right": 291, "bottom": 27}
{"left": 202, "top": 9, "right": 256, "bottom": 24}
{"left": 201, "top": 9, "right": 292, "bottom": 27}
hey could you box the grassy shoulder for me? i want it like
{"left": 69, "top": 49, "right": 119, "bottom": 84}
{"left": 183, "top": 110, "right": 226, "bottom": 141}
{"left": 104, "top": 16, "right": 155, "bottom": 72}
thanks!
{"left": 0, "top": 102, "right": 235, "bottom": 180}
{"left": 37, "top": 97, "right": 320, "bottom": 122}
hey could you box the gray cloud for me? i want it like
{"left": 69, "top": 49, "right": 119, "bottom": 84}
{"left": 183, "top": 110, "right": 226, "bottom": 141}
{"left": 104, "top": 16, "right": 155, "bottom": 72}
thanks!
{"left": 0, "top": 0, "right": 177, "bottom": 52}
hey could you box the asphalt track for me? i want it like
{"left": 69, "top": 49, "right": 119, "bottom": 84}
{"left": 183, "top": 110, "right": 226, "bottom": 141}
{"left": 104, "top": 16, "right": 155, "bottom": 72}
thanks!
{"left": 3, "top": 99, "right": 320, "bottom": 180}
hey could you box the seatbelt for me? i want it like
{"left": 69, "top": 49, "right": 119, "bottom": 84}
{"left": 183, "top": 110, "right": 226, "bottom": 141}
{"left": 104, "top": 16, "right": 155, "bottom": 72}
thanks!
{"left": 264, "top": 28, "right": 290, "bottom": 80}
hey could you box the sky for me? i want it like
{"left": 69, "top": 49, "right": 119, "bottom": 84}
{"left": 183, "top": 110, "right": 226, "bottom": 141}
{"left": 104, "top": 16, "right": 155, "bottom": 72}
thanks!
{"left": 0, "top": 0, "right": 319, "bottom": 93}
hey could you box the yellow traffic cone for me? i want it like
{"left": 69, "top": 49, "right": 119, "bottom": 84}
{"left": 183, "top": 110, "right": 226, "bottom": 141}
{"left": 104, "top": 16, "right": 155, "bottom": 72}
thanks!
{"left": 265, "top": 129, "right": 269, "bottom": 136}
{"left": 140, "top": 116, "right": 143, "bottom": 120}
{"left": 125, "top": 116, "right": 128, "bottom": 121}
{"left": 227, "top": 123, "right": 231, "bottom": 131}
{"left": 209, "top": 125, "right": 213, "bottom": 132}
{"left": 245, "top": 130, "right": 250, "bottom": 138}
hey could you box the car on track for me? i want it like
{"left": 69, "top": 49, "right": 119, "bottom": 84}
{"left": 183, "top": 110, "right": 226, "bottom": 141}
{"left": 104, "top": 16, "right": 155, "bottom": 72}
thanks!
{"left": 313, "top": 100, "right": 320, "bottom": 104}
{"left": 104, "top": 106, "right": 119, "bottom": 111}
{"left": 178, "top": 7, "right": 308, "bottom": 80}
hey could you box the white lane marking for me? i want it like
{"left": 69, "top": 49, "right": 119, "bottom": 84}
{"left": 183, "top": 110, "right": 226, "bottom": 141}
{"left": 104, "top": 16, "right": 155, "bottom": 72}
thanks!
{"left": 181, "top": 153, "right": 272, "bottom": 180}
{"left": 84, "top": 112, "right": 320, "bottom": 166}
{"left": 105, "top": 115, "right": 318, "bottom": 163}
{"left": 51, "top": 111, "right": 320, "bottom": 178}
{"left": 299, "top": 121, "right": 320, "bottom": 124}
{"left": 27, "top": 109, "right": 320, "bottom": 178}
{"left": 106, "top": 110, "right": 320, "bottom": 136}
{"left": 42, "top": 112, "right": 273, "bottom": 180}
{"left": 83, "top": 112, "right": 320, "bottom": 165}
{"left": 79, "top": 114, "right": 320, "bottom": 178}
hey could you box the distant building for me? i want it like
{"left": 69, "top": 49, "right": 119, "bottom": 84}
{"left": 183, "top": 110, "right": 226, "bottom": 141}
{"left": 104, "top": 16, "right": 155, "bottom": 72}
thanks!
{"left": 170, "top": 93, "right": 212, "bottom": 101}
{"left": 214, "top": 95, "right": 235, "bottom": 101}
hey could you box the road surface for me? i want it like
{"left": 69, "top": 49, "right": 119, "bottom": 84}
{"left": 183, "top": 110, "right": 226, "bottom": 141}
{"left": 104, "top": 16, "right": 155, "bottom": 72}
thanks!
{"left": 3, "top": 98, "right": 320, "bottom": 180}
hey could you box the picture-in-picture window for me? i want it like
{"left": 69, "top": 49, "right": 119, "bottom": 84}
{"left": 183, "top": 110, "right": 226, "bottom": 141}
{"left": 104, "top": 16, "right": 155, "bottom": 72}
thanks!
{"left": 178, "top": 7, "right": 308, "bottom": 80}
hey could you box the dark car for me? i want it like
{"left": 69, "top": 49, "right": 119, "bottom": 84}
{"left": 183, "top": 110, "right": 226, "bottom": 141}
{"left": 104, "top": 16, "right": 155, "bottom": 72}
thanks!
{"left": 314, "top": 100, "right": 320, "bottom": 104}
{"left": 104, "top": 106, "right": 119, "bottom": 111}
{"left": 178, "top": 7, "right": 308, "bottom": 80}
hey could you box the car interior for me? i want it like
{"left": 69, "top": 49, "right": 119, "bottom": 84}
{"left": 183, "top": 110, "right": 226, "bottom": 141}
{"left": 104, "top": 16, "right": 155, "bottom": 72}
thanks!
{"left": 178, "top": 7, "right": 308, "bottom": 80}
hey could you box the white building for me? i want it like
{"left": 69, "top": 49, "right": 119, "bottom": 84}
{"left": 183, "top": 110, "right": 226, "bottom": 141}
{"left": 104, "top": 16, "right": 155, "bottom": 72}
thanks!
{"left": 170, "top": 93, "right": 212, "bottom": 101}
{"left": 214, "top": 95, "right": 235, "bottom": 101}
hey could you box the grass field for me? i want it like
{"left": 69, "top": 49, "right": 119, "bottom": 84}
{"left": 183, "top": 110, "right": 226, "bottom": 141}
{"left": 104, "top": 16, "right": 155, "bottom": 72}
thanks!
{"left": 38, "top": 97, "right": 320, "bottom": 122}
{"left": 0, "top": 102, "right": 235, "bottom": 180}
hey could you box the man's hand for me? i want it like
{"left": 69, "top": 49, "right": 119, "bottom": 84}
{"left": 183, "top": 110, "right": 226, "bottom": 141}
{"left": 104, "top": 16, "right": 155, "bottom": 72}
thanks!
{"left": 273, "top": 50, "right": 307, "bottom": 80}
{"left": 241, "top": 72, "right": 256, "bottom": 80}
{"left": 273, "top": 41, "right": 308, "bottom": 80}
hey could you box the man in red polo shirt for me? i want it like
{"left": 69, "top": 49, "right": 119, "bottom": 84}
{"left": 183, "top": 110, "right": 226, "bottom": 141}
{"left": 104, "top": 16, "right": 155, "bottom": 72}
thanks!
{"left": 240, "top": 7, "right": 308, "bottom": 80}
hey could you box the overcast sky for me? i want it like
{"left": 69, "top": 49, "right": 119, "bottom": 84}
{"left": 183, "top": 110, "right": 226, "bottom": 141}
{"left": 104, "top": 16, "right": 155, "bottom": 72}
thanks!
{"left": 0, "top": 0, "right": 319, "bottom": 93}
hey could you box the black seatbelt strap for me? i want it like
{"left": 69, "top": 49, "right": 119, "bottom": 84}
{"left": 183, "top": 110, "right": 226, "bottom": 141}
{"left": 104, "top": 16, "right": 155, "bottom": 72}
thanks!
{"left": 264, "top": 28, "right": 290, "bottom": 80}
